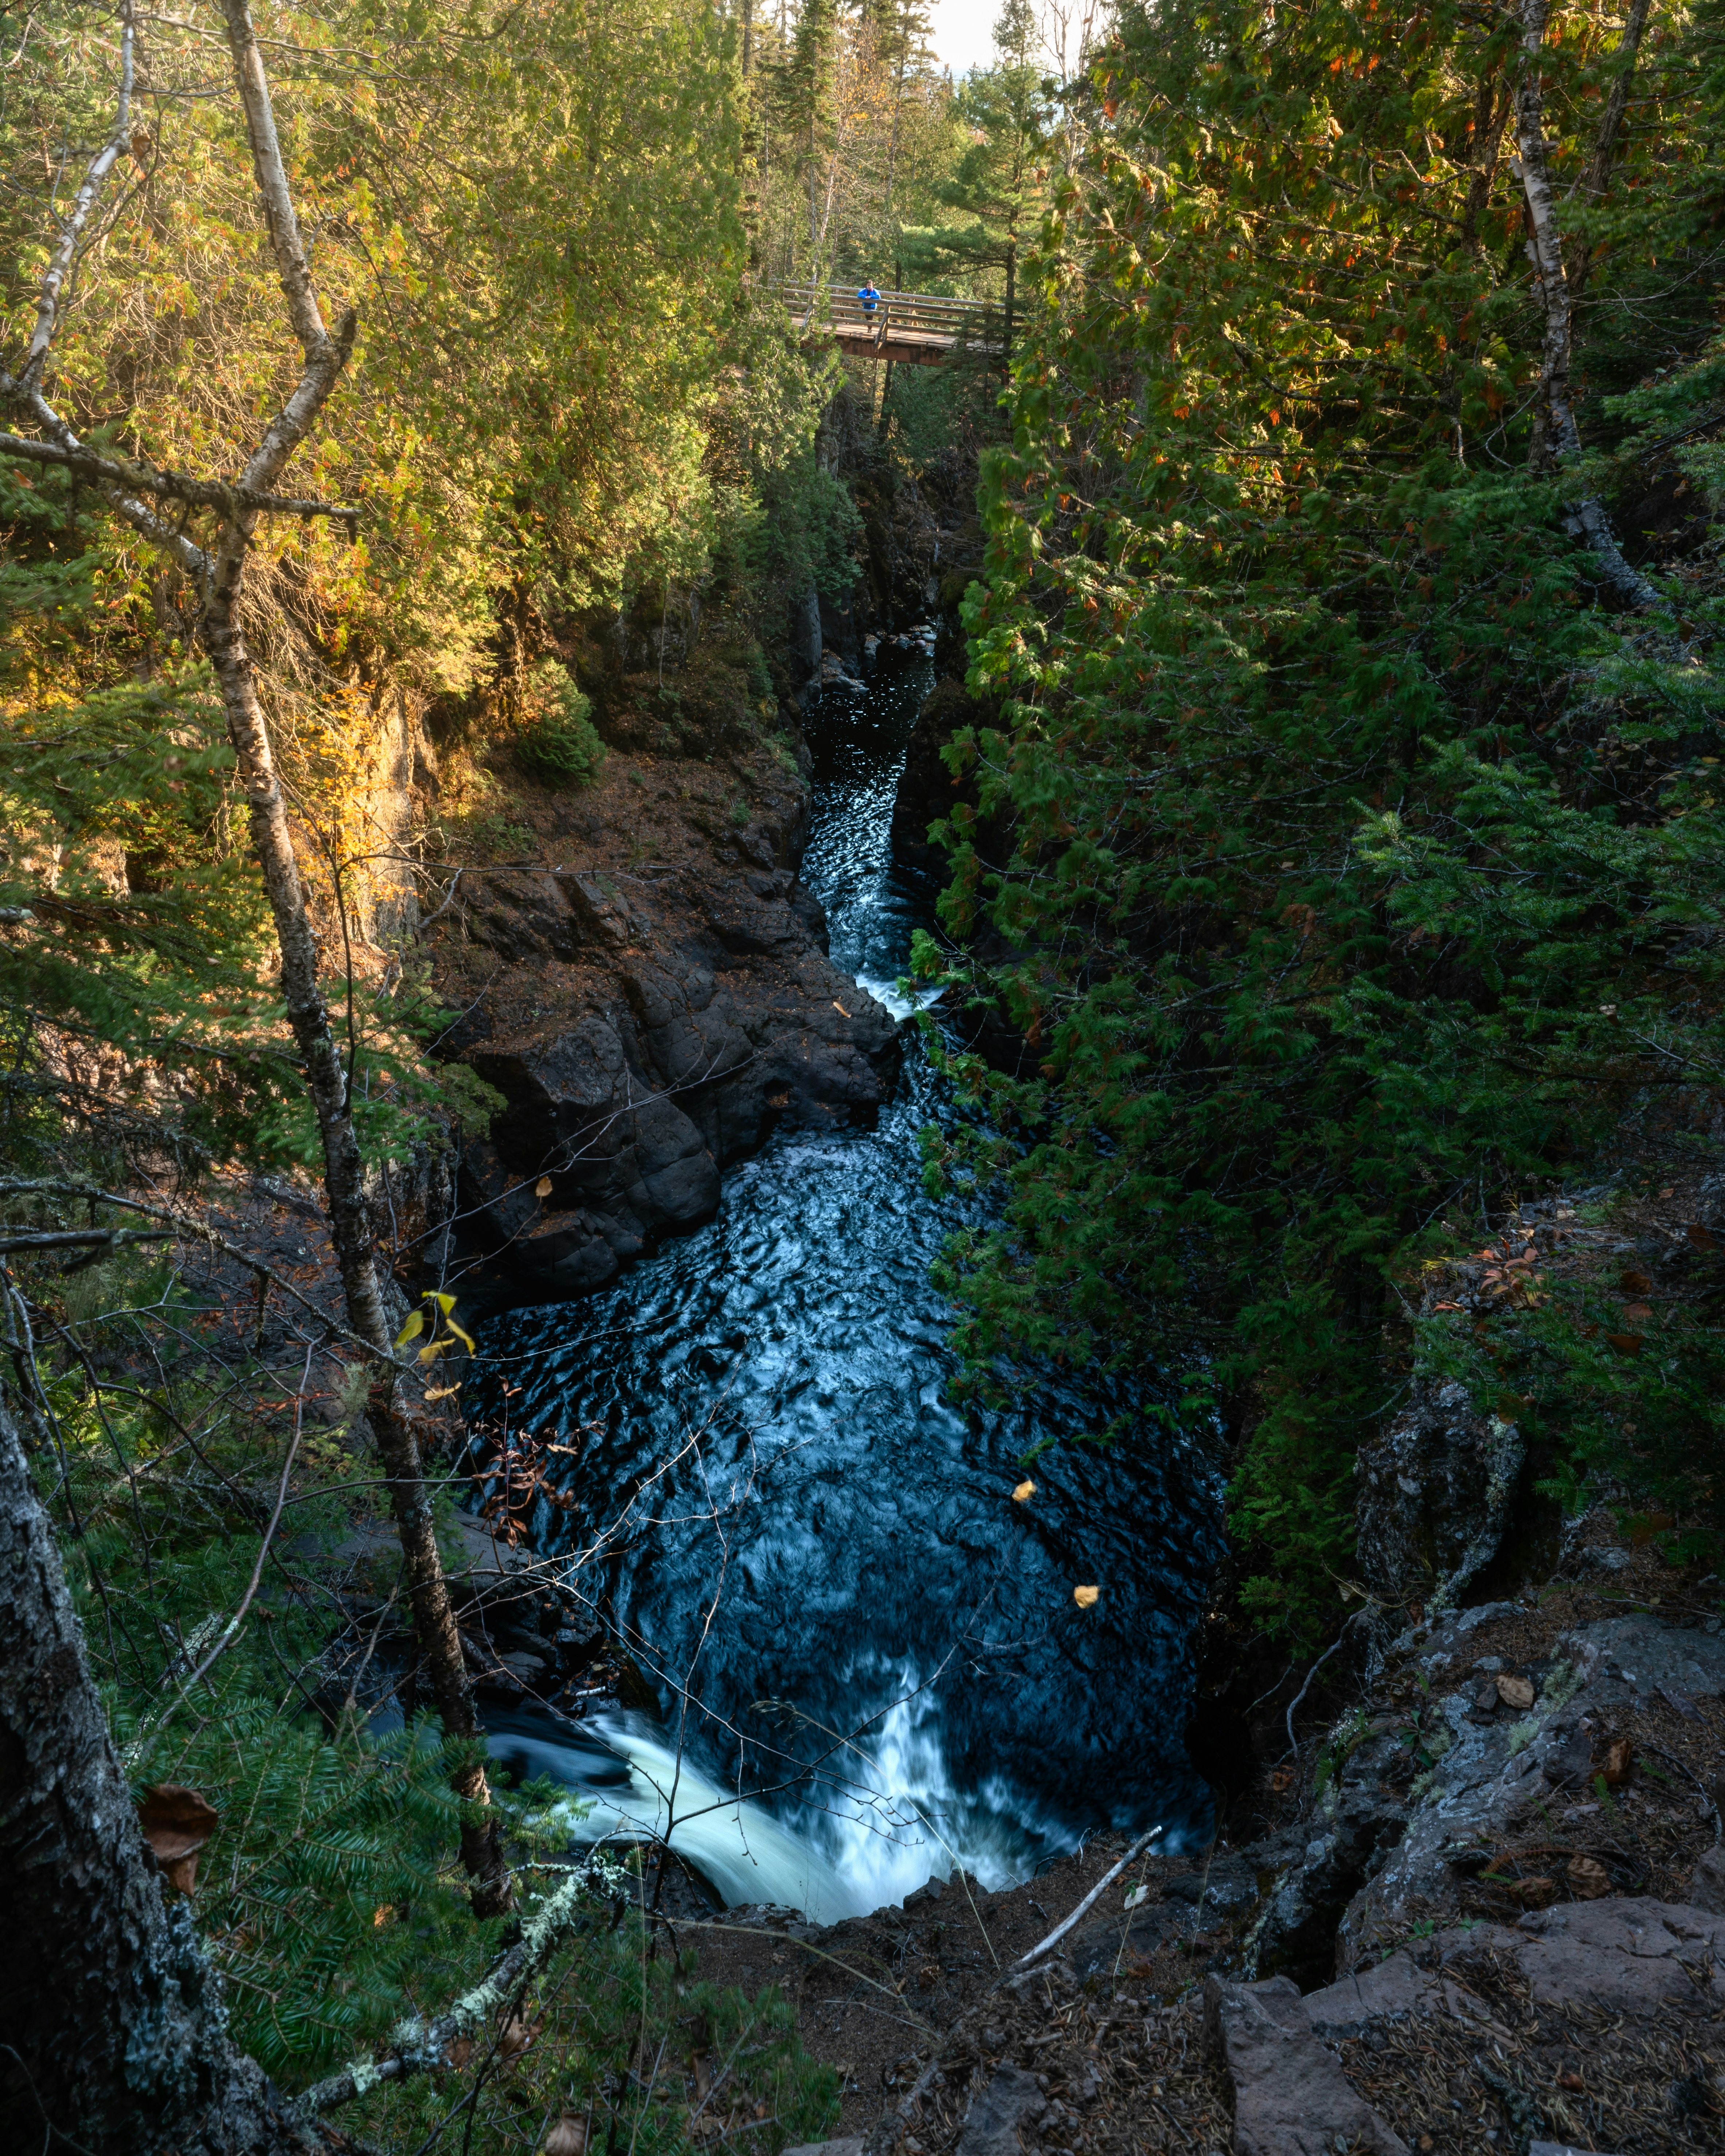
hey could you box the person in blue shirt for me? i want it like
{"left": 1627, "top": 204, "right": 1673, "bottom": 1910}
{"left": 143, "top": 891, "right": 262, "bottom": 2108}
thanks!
{"left": 857, "top": 278, "right": 882, "bottom": 320}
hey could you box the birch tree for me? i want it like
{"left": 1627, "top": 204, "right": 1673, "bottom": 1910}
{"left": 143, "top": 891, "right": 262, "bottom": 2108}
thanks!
{"left": 1512, "top": 0, "right": 1663, "bottom": 607}
{"left": 1, "top": 0, "right": 509, "bottom": 1912}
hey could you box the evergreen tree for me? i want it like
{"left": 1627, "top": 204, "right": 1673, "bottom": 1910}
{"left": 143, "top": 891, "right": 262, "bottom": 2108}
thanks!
{"left": 914, "top": 0, "right": 1725, "bottom": 1637}
{"left": 898, "top": 0, "right": 1048, "bottom": 347}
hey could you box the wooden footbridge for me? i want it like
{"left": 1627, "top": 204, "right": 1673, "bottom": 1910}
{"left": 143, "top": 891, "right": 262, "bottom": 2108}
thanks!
{"left": 776, "top": 282, "right": 1002, "bottom": 365}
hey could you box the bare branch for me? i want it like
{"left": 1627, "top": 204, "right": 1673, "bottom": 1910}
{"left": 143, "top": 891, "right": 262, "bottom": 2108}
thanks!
{"left": 0, "top": 1229, "right": 175, "bottom": 1256}
{"left": 0, "top": 1176, "right": 394, "bottom": 1366}
{"left": 0, "top": 427, "right": 359, "bottom": 524}
{"left": 0, "top": 372, "right": 211, "bottom": 576}
{"left": 20, "top": 0, "right": 134, "bottom": 388}
{"left": 1000, "top": 1825, "right": 1163, "bottom": 1976}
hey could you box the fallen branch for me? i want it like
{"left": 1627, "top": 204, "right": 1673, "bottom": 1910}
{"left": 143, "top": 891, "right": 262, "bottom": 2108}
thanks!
{"left": 1001, "top": 1824, "right": 1163, "bottom": 1977}
{"left": 0, "top": 1228, "right": 177, "bottom": 1256}
{"left": 304, "top": 1865, "right": 598, "bottom": 2110}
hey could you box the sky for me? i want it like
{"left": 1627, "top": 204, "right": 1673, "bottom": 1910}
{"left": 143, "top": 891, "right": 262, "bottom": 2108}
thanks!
{"left": 928, "top": 0, "right": 1004, "bottom": 76}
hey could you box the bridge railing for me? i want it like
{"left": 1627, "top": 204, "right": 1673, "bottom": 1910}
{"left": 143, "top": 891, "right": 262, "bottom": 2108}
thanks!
{"left": 773, "top": 282, "right": 1000, "bottom": 345}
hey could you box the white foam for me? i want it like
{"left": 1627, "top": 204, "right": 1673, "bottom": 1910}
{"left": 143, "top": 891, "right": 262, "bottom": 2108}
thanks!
{"left": 854, "top": 971, "right": 942, "bottom": 1023}
{"left": 553, "top": 1718, "right": 860, "bottom": 1921}
{"left": 535, "top": 1679, "right": 1046, "bottom": 1923}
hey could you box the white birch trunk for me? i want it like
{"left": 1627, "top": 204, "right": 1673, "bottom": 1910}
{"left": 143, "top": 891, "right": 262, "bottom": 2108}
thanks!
{"left": 1513, "top": 0, "right": 1663, "bottom": 609}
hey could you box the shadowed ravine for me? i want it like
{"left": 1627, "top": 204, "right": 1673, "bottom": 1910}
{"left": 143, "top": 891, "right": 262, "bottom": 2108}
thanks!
{"left": 469, "top": 655, "right": 1224, "bottom": 1920}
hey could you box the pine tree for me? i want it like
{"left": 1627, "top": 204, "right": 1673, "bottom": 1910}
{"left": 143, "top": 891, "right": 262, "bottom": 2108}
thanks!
{"left": 898, "top": 0, "right": 1048, "bottom": 349}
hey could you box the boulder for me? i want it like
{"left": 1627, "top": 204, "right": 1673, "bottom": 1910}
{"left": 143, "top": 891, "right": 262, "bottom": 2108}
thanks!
{"left": 1202, "top": 1974, "right": 1406, "bottom": 2156}
{"left": 1552, "top": 1612, "right": 1725, "bottom": 1705}
{"left": 445, "top": 860, "right": 900, "bottom": 1307}
{"left": 1315, "top": 1899, "right": 1725, "bottom": 2029}
{"left": 1354, "top": 1376, "right": 1524, "bottom": 1614}
{"left": 954, "top": 2067, "right": 1047, "bottom": 2156}
{"left": 1239, "top": 1607, "right": 1725, "bottom": 1977}
{"left": 1690, "top": 1843, "right": 1725, "bottom": 1913}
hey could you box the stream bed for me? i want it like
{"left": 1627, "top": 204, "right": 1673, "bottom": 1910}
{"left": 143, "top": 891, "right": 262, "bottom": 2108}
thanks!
{"left": 469, "top": 656, "right": 1223, "bottom": 1921}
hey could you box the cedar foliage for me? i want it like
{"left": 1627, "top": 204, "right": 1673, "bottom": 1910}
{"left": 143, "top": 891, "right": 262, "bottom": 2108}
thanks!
{"left": 914, "top": 0, "right": 1725, "bottom": 1637}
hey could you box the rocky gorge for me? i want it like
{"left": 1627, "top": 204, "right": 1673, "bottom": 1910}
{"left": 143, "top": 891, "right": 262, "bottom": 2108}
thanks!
{"left": 352, "top": 412, "right": 1725, "bottom": 2156}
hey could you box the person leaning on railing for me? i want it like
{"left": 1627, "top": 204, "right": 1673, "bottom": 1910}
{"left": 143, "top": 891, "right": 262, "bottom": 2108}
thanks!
{"left": 857, "top": 278, "right": 881, "bottom": 321}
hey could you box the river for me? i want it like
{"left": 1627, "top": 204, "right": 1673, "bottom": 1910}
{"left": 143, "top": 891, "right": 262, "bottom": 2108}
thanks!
{"left": 468, "top": 653, "right": 1223, "bottom": 1922}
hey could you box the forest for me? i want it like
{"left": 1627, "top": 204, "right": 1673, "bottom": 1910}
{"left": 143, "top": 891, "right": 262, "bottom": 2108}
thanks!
{"left": 0, "top": 0, "right": 1720, "bottom": 2150}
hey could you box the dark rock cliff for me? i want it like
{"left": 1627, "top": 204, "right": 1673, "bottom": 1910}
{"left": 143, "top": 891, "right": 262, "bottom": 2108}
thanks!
{"left": 421, "top": 707, "right": 899, "bottom": 1315}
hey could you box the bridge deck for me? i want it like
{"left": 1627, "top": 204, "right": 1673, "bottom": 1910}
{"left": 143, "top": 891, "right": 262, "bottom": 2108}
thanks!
{"left": 776, "top": 282, "right": 1001, "bottom": 365}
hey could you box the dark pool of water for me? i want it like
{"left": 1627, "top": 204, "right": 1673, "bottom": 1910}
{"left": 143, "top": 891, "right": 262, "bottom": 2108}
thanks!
{"left": 469, "top": 656, "right": 1223, "bottom": 1917}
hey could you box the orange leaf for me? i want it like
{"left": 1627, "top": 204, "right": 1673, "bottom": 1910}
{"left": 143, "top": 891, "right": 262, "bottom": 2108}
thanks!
{"left": 1073, "top": 1584, "right": 1100, "bottom": 1609}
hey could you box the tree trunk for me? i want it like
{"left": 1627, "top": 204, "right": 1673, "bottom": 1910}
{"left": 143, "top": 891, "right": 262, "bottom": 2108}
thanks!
{"left": 367, "top": 1382, "right": 515, "bottom": 1894}
{"left": 1514, "top": 0, "right": 1662, "bottom": 608}
{"left": 202, "top": 0, "right": 514, "bottom": 1912}
{"left": 0, "top": 1403, "right": 311, "bottom": 2155}
{"left": 1567, "top": 0, "right": 1657, "bottom": 297}
{"left": 1459, "top": 76, "right": 1513, "bottom": 253}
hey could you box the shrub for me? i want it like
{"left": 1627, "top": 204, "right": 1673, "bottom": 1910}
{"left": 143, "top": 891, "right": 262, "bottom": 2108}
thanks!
{"left": 516, "top": 660, "right": 606, "bottom": 787}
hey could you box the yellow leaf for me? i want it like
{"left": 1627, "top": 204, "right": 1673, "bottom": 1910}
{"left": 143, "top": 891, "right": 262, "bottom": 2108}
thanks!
{"left": 445, "top": 1317, "right": 475, "bottom": 1352}
{"left": 1073, "top": 1584, "right": 1100, "bottom": 1609}
{"left": 418, "top": 1337, "right": 452, "bottom": 1362}
{"left": 535, "top": 1175, "right": 553, "bottom": 1198}
{"left": 1012, "top": 1479, "right": 1036, "bottom": 1503}
{"left": 430, "top": 1291, "right": 456, "bottom": 1315}
{"left": 394, "top": 1309, "right": 425, "bottom": 1347}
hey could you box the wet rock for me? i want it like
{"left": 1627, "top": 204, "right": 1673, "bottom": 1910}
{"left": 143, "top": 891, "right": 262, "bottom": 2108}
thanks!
{"left": 1202, "top": 1973, "right": 1406, "bottom": 2156}
{"left": 954, "top": 2067, "right": 1046, "bottom": 2156}
{"left": 1354, "top": 1377, "right": 1524, "bottom": 1614}
{"left": 445, "top": 852, "right": 902, "bottom": 1310}
{"left": 469, "top": 1023, "right": 717, "bottom": 1239}
{"left": 789, "top": 589, "right": 822, "bottom": 685}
